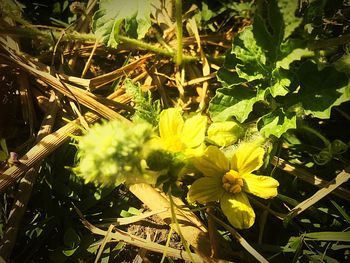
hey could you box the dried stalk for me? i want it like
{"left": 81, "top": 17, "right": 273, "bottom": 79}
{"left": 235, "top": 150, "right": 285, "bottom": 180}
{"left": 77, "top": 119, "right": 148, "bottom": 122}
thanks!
{"left": 0, "top": 91, "right": 58, "bottom": 260}
{"left": 285, "top": 167, "right": 350, "bottom": 220}
{"left": 79, "top": 215, "right": 205, "bottom": 262}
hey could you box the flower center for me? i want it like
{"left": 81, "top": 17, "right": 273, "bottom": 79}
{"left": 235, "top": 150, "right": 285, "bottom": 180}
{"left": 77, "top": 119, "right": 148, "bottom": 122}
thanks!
{"left": 222, "top": 170, "right": 244, "bottom": 194}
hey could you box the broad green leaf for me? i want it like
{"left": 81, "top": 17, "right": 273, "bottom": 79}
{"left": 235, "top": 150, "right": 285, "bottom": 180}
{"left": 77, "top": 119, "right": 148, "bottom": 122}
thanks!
{"left": 257, "top": 109, "right": 296, "bottom": 138}
{"left": 277, "top": 48, "right": 314, "bottom": 70}
{"left": 209, "top": 86, "right": 264, "bottom": 122}
{"left": 297, "top": 61, "right": 350, "bottom": 119}
{"left": 92, "top": 0, "right": 151, "bottom": 47}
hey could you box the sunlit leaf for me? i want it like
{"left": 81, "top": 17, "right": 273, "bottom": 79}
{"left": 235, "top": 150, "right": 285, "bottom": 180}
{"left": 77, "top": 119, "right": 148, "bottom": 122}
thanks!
{"left": 92, "top": 0, "right": 151, "bottom": 47}
{"left": 258, "top": 109, "right": 297, "bottom": 138}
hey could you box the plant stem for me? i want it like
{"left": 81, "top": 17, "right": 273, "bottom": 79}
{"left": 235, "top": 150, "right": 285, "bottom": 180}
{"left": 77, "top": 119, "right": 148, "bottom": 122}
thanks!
{"left": 175, "top": 0, "right": 183, "bottom": 66}
{"left": 298, "top": 125, "right": 330, "bottom": 146}
{"left": 0, "top": 27, "right": 198, "bottom": 62}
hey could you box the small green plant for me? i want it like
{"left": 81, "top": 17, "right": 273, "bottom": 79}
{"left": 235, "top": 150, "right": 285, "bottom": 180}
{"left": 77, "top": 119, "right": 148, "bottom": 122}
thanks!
{"left": 208, "top": 0, "right": 350, "bottom": 139}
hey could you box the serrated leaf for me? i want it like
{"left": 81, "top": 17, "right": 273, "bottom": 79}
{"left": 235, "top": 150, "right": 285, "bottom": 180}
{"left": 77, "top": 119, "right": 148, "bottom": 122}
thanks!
{"left": 92, "top": 0, "right": 151, "bottom": 47}
{"left": 257, "top": 109, "right": 296, "bottom": 138}
{"left": 232, "top": 26, "right": 267, "bottom": 81}
{"left": 209, "top": 86, "right": 264, "bottom": 122}
{"left": 277, "top": 0, "right": 303, "bottom": 40}
{"left": 277, "top": 48, "right": 314, "bottom": 70}
{"left": 270, "top": 68, "right": 291, "bottom": 97}
{"left": 297, "top": 61, "right": 350, "bottom": 119}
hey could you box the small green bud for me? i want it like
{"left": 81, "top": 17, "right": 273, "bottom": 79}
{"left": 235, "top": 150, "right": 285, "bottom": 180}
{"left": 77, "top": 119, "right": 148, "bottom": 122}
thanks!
{"left": 207, "top": 121, "right": 244, "bottom": 147}
{"left": 146, "top": 149, "right": 173, "bottom": 171}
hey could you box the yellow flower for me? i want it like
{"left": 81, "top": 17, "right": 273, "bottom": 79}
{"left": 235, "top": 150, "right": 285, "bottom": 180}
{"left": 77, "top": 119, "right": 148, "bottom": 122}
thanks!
{"left": 188, "top": 143, "right": 279, "bottom": 229}
{"left": 157, "top": 108, "right": 207, "bottom": 155}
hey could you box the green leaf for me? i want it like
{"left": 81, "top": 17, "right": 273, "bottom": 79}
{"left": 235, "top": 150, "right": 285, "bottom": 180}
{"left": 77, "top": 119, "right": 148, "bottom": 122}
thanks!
{"left": 210, "top": 0, "right": 312, "bottom": 129}
{"left": 0, "top": 151, "right": 7, "bottom": 161}
{"left": 270, "top": 68, "right": 292, "bottom": 97}
{"left": 92, "top": 0, "right": 151, "bottom": 47}
{"left": 277, "top": 46, "right": 314, "bottom": 70}
{"left": 296, "top": 61, "right": 350, "bottom": 119}
{"left": 62, "top": 247, "right": 78, "bottom": 257}
{"left": 277, "top": 0, "right": 303, "bottom": 40}
{"left": 125, "top": 79, "right": 160, "bottom": 126}
{"left": 232, "top": 26, "right": 268, "bottom": 81}
{"left": 63, "top": 227, "right": 80, "bottom": 249}
{"left": 304, "top": 231, "right": 350, "bottom": 242}
{"left": 258, "top": 109, "right": 296, "bottom": 138}
{"left": 209, "top": 86, "right": 264, "bottom": 122}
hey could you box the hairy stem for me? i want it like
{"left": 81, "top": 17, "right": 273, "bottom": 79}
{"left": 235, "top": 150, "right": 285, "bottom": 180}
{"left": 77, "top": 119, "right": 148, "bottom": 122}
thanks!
{"left": 175, "top": 0, "right": 183, "bottom": 66}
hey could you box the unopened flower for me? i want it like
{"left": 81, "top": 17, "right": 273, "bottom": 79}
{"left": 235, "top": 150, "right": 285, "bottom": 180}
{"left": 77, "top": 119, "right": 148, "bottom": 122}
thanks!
{"left": 188, "top": 143, "right": 279, "bottom": 229}
{"left": 156, "top": 108, "right": 207, "bottom": 156}
{"left": 207, "top": 121, "right": 244, "bottom": 147}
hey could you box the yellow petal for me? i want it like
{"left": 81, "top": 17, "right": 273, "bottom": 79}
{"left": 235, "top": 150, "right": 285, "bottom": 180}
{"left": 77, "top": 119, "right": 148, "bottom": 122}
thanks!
{"left": 187, "top": 175, "right": 224, "bottom": 204}
{"left": 231, "top": 143, "right": 265, "bottom": 175}
{"left": 220, "top": 192, "right": 255, "bottom": 229}
{"left": 243, "top": 174, "right": 279, "bottom": 199}
{"left": 182, "top": 114, "right": 207, "bottom": 148}
{"left": 159, "top": 108, "right": 184, "bottom": 151}
{"left": 192, "top": 145, "right": 229, "bottom": 177}
{"left": 184, "top": 143, "right": 206, "bottom": 157}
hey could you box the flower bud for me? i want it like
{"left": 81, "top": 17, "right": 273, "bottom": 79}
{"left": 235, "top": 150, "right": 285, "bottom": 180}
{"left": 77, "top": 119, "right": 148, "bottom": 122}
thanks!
{"left": 207, "top": 121, "right": 244, "bottom": 147}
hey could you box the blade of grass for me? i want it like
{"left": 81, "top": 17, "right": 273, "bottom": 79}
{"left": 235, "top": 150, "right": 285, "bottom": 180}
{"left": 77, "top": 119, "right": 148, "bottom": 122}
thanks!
{"left": 330, "top": 199, "right": 350, "bottom": 224}
{"left": 94, "top": 224, "right": 114, "bottom": 263}
{"left": 285, "top": 168, "right": 350, "bottom": 221}
{"left": 304, "top": 231, "right": 350, "bottom": 242}
{"left": 272, "top": 157, "right": 350, "bottom": 202}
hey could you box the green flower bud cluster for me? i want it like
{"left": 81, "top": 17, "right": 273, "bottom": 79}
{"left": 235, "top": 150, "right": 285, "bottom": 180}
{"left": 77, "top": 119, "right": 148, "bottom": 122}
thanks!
{"left": 76, "top": 120, "right": 156, "bottom": 186}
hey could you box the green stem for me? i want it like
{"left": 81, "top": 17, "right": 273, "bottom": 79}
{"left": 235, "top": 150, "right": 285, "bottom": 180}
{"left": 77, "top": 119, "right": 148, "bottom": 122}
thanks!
{"left": 168, "top": 194, "right": 195, "bottom": 263}
{"left": 175, "top": 0, "right": 183, "bottom": 66}
{"left": 299, "top": 125, "right": 330, "bottom": 146}
{"left": 0, "top": 27, "right": 198, "bottom": 62}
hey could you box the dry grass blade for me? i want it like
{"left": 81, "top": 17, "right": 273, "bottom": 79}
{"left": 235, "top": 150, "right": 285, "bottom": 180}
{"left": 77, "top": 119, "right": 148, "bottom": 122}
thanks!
{"left": 0, "top": 39, "right": 129, "bottom": 121}
{"left": 94, "top": 224, "right": 114, "bottom": 263}
{"left": 88, "top": 54, "right": 153, "bottom": 90}
{"left": 285, "top": 167, "right": 350, "bottom": 220}
{"left": 0, "top": 111, "right": 99, "bottom": 192}
{"left": 129, "top": 183, "right": 213, "bottom": 258}
{"left": 100, "top": 209, "right": 168, "bottom": 226}
{"left": 272, "top": 156, "right": 350, "bottom": 202}
{"left": 208, "top": 213, "right": 269, "bottom": 263}
{"left": 187, "top": 17, "right": 210, "bottom": 112}
{"left": 74, "top": 206, "right": 205, "bottom": 262}
{"left": 59, "top": 54, "right": 152, "bottom": 91}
